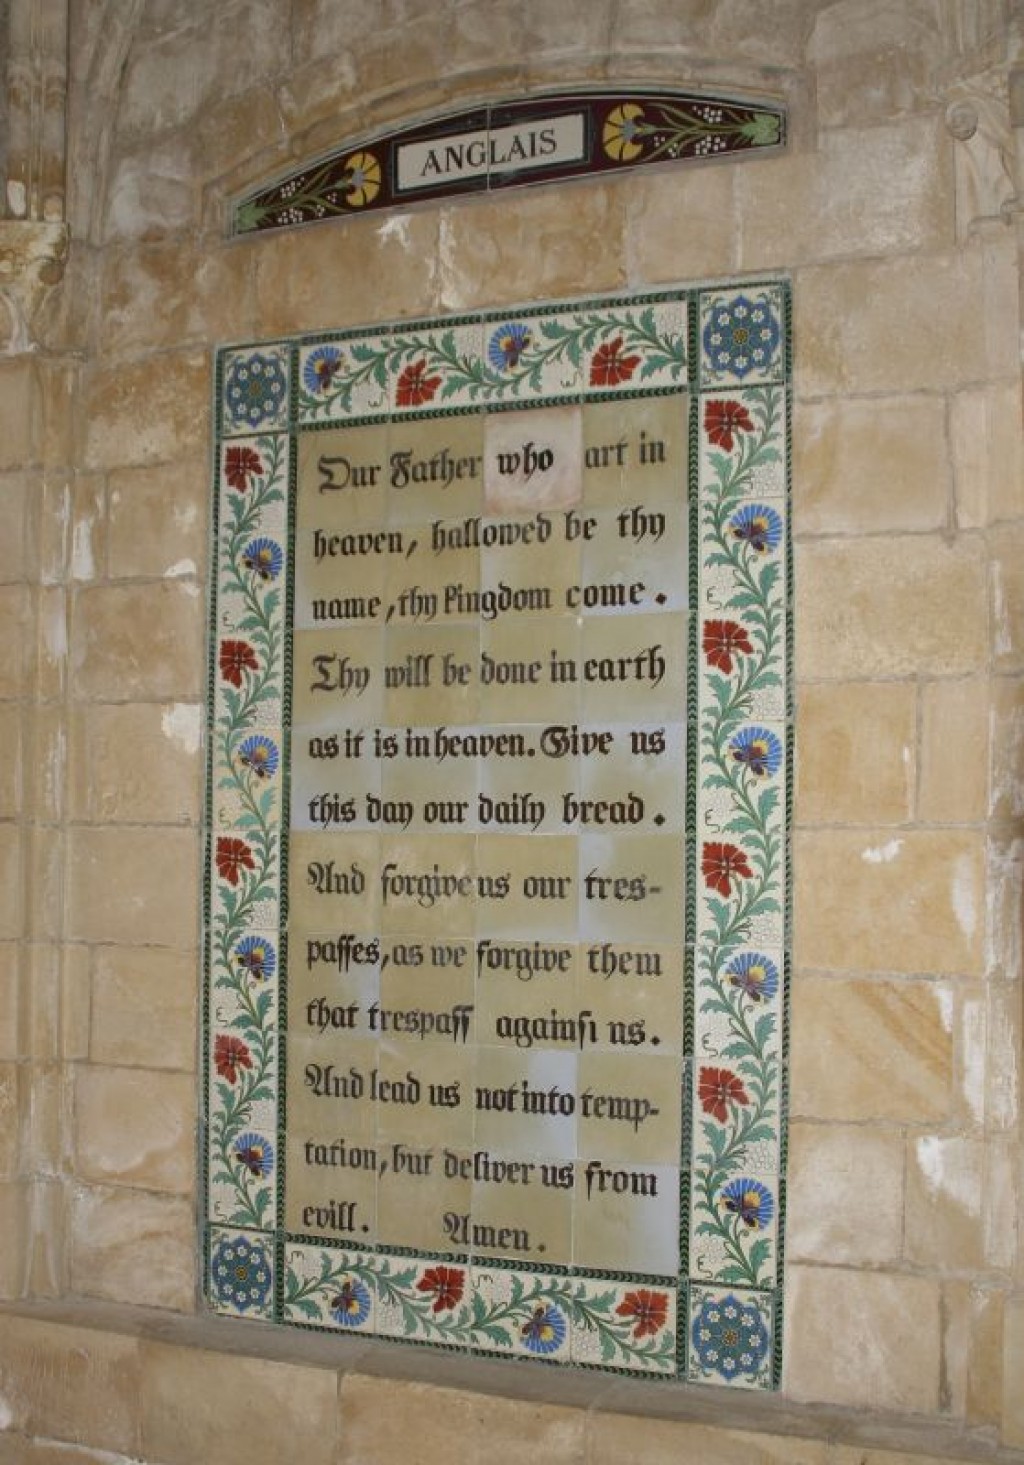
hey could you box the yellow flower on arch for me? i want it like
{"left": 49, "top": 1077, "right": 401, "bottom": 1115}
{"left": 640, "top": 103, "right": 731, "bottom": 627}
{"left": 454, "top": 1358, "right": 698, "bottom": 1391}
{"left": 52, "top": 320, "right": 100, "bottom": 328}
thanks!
{"left": 343, "top": 151, "right": 381, "bottom": 207}
{"left": 602, "top": 103, "right": 645, "bottom": 162}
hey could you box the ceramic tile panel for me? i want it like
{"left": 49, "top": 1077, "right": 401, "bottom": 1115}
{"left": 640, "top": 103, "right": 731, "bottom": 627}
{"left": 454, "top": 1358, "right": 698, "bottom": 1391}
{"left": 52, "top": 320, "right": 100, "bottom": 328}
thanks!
{"left": 204, "top": 279, "right": 791, "bottom": 1387}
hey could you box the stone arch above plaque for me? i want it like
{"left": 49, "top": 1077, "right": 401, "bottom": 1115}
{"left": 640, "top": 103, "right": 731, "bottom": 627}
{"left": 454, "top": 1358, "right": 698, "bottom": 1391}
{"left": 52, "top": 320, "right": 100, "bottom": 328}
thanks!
{"left": 204, "top": 278, "right": 791, "bottom": 1388}
{"left": 230, "top": 89, "right": 786, "bottom": 236}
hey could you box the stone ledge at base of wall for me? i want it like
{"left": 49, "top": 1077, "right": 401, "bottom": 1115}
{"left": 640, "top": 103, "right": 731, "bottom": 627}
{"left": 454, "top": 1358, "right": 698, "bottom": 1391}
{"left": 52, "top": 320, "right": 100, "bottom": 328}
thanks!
{"left": 0, "top": 1298, "right": 1020, "bottom": 1465}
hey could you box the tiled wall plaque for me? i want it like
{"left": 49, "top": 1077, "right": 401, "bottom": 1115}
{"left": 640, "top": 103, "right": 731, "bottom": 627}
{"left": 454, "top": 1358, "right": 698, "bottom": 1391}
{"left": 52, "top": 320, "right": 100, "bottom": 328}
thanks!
{"left": 204, "top": 280, "right": 791, "bottom": 1387}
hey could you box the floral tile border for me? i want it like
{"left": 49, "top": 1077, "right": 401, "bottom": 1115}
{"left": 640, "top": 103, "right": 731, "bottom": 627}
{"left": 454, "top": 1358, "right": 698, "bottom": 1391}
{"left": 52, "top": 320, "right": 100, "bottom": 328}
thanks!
{"left": 204, "top": 279, "right": 790, "bottom": 1388}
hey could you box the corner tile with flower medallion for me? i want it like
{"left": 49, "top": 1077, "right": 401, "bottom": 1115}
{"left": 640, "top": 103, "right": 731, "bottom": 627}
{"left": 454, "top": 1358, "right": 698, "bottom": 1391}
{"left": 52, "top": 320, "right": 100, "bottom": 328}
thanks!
{"left": 687, "top": 1282, "right": 775, "bottom": 1388}
{"left": 698, "top": 286, "right": 786, "bottom": 389}
{"left": 207, "top": 1225, "right": 275, "bottom": 1320}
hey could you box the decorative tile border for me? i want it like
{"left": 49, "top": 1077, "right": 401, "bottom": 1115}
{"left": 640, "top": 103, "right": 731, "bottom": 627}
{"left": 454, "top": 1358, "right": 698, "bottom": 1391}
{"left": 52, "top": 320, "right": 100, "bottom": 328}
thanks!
{"left": 203, "top": 279, "right": 791, "bottom": 1388}
{"left": 231, "top": 90, "right": 786, "bottom": 238}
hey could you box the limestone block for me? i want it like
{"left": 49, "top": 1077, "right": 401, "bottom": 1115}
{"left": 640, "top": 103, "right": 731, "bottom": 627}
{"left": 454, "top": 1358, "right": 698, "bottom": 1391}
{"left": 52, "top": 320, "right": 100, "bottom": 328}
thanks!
{"left": 796, "top": 534, "right": 986, "bottom": 680}
{"left": 796, "top": 253, "right": 1015, "bottom": 397}
{"left": 985, "top": 985, "right": 1021, "bottom": 1132}
{"left": 790, "top": 976, "right": 953, "bottom": 1123}
{"left": 990, "top": 678, "right": 1024, "bottom": 825}
{"left": 81, "top": 352, "right": 209, "bottom": 470}
{"left": 26, "top": 825, "right": 63, "bottom": 941}
{"left": 808, "top": 0, "right": 955, "bottom": 127}
{"left": 626, "top": 164, "right": 737, "bottom": 283}
{"left": 105, "top": 138, "right": 198, "bottom": 244}
{"left": 832, "top": 1451, "right": 984, "bottom": 1465}
{"left": 70, "top": 1184, "right": 194, "bottom": 1311}
{"left": 0, "top": 474, "right": 34, "bottom": 584}
{"left": 0, "top": 1064, "right": 18, "bottom": 1178}
{"left": 951, "top": 382, "right": 1024, "bottom": 528}
{"left": 737, "top": 116, "right": 951, "bottom": 269}
{"left": 0, "top": 945, "right": 18, "bottom": 1059}
{"left": 252, "top": 208, "right": 440, "bottom": 337}
{"left": 440, "top": 183, "right": 625, "bottom": 312}
{"left": 117, "top": 5, "right": 281, "bottom": 140}
{"left": 0, "top": 586, "right": 32, "bottom": 698}
{"left": 918, "top": 679, "right": 988, "bottom": 823}
{"left": 794, "top": 829, "right": 985, "bottom": 975}
{"left": 71, "top": 581, "right": 203, "bottom": 701}
{"left": 337, "top": 1374, "right": 584, "bottom": 1465}
{"left": 986, "top": 839, "right": 1022, "bottom": 983}
{"left": 66, "top": 826, "right": 198, "bottom": 947}
{"left": 106, "top": 460, "right": 207, "bottom": 581}
{"left": 794, "top": 396, "right": 949, "bottom": 537}
{"left": 966, "top": 1285, "right": 1003, "bottom": 1426}
{"left": 786, "top": 1121, "right": 904, "bottom": 1265}
{"left": 35, "top": 587, "right": 68, "bottom": 704}
{"left": 991, "top": 523, "right": 1024, "bottom": 673}
{"left": 193, "top": 88, "right": 284, "bottom": 185}
{"left": 0, "top": 361, "right": 38, "bottom": 471}
{"left": 141, "top": 1343, "right": 338, "bottom": 1465}
{"left": 100, "top": 244, "right": 253, "bottom": 357}
{"left": 0, "top": 705, "right": 24, "bottom": 819}
{"left": 795, "top": 682, "right": 915, "bottom": 825}
{"left": 785, "top": 1265, "right": 941, "bottom": 1411}
{"left": 0, "top": 1312, "right": 141, "bottom": 1452}
{"left": 73, "top": 1066, "right": 193, "bottom": 1192}
{"left": 27, "top": 706, "right": 68, "bottom": 826}
{"left": 981, "top": 1140, "right": 1018, "bottom": 1273}
{"left": 69, "top": 702, "right": 202, "bottom": 825}
{"left": 608, "top": 0, "right": 812, "bottom": 67}
{"left": 37, "top": 361, "right": 76, "bottom": 470}
{"left": 91, "top": 946, "right": 196, "bottom": 1071}
{"left": 0, "top": 1180, "right": 25, "bottom": 1296}
{"left": 60, "top": 943, "right": 91, "bottom": 1062}
{"left": 1003, "top": 1294, "right": 1024, "bottom": 1445}
{"left": 0, "top": 825, "right": 24, "bottom": 941}
{"left": 904, "top": 1134, "right": 984, "bottom": 1269}
{"left": 588, "top": 1413, "right": 826, "bottom": 1464}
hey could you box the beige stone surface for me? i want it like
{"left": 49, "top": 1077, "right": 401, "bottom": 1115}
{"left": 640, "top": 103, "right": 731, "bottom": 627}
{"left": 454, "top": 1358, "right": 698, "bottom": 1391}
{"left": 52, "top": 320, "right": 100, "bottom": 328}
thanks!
{"left": 0, "top": 825, "right": 24, "bottom": 941}
{"left": 796, "top": 534, "right": 986, "bottom": 681}
{"left": 338, "top": 1374, "right": 585, "bottom": 1465}
{"left": 737, "top": 116, "right": 951, "bottom": 268}
{"left": 0, "top": 1064, "right": 19, "bottom": 1178}
{"left": 626, "top": 162, "right": 737, "bottom": 282}
{"left": 60, "top": 942, "right": 91, "bottom": 1061}
{"left": 106, "top": 459, "right": 207, "bottom": 580}
{"left": 0, "top": 1180, "right": 26, "bottom": 1296}
{"left": 903, "top": 1135, "right": 984, "bottom": 1270}
{"left": 992, "top": 522, "right": 1024, "bottom": 673}
{"left": 0, "top": 474, "right": 34, "bottom": 584}
{"left": 70, "top": 1185, "right": 194, "bottom": 1310}
{"left": 786, "top": 1122, "right": 904, "bottom": 1265}
{"left": 0, "top": 704, "right": 24, "bottom": 818}
{"left": 796, "top": 252, "right": 1017, "bottom": 397}
{"left": 0, "top": 361, "right": 39, "bottom": 471}
{"left": 794, "top": 396, "right": 949, "bottom": 538}
{"left": 69, "top": 702, "right": 202, "bottom": 825}
{"left": 587, "top": 1413, "right": 827, "bottom": 1464}
{"left": 951, "top": 382, "right": 1024, "bottom": 529}
{"left": 1003, "top": 1294, "right": 1024, "bottom": 1446}
{"left": 790, "top": 977, "right": 953, "bottom": 1123}
{"left": 66, "top": 827, "right": 198, "bottom": 947}
{"left": 252, "top": 208, "right": 441, "bottom": 337}
{"left": 100, "top": 243, "right": 253, "bottom": 357}
{"left": 795, "top": 682, "right": 915, "bottom": 824}
{"left": 918, "top": 679, "right": 989, "bottom": 824}
{"left": 0, "top": 1312, "right": 141, "bottom": 1452}
{"left": 965, "top": 1285, "right": 1003, "bottom": 1426}
{"left": 990, "top": 677, "right": 1024, "bottom": 825}
{"left": 81, "top": 352, "right": 210, "bottom": 471}
{"left": 439, "top": 184, "right": 625, "bottom": 313}
{"left": 140, "top": 1343, "right": 338, "bottom": 1465}
{"left": 794, "top": 829, "right": 985, "bottom": 975}
{"left": 0, "top": 945, "right": 19, "bottom": 1059}
{"left": 71, "top": 582, "right": 204, "bottom": 701}
{"left": 73, "top": 1066, "right": 193, "bottom": 1192}
{"left": 90, "top": 946, "right": 196, "bottom": 1071}
{"left": 0, "top": 586, "right": 33, "bottom": 698}
{"left": 785, "top": 1265, "right": 941, "bottom": 1411}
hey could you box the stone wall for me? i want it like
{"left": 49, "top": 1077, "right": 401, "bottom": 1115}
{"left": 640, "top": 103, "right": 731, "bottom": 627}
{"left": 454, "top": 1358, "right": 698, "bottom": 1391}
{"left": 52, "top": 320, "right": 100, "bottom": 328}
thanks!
{"left": 1, "top": 0, "right": 1022, "bottom": 1459}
